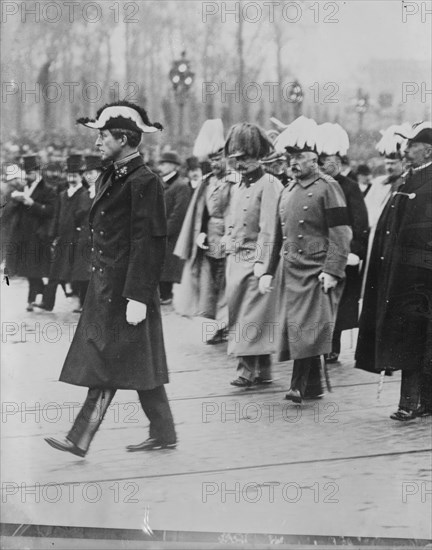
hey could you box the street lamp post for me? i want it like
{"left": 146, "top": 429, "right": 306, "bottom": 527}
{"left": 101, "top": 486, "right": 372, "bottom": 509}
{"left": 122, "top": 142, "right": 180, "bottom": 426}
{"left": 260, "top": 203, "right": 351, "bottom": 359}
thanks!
{"left": 169, "top": 51, "right": 195, "bottom": 147}
{"left": 355, "top": 88, "right": 369, "bottom": 133}
{"left": 289, "top": 80, "right": 304, "bottom": 120}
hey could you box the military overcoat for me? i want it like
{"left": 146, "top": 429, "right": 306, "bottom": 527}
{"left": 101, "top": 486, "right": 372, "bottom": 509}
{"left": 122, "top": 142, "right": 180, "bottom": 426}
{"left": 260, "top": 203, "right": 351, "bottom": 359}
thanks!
{"left": 267, "top": 172, "right": 352, "bottom": 360}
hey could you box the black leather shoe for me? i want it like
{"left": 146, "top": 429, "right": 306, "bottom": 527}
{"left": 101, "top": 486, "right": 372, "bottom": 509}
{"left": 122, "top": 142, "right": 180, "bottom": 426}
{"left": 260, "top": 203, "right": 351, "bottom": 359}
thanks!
{"left": 390, "top": 409, "right": 416, "bottom": 421}
{"left": 126, "top": 438, "right": 177, "bottom": 452}
{"left": 285, "top": 389, "right": 302, "bottom": 404}
{"left": 254, "top": 377, "right": 273, "bottom": 385}
{"left": 33, "top": 302, "right": 53, "bottom": 312}
{"left": 206, "top": 329, "right": 228, "bottom": 345}
{"left": 324, "top": 352, "right": 339, "bottom": 364}
{"left": 230, "top": 377, "right": 253, "bottom": 388}
{"left": 26, "top": 303, "right": 34, "bottom": 312}
{"left": 45, "top": 437, "right": 86, "bottom": 457}
{"left": 416, "top": 407, "right": 432, "bottom": 418}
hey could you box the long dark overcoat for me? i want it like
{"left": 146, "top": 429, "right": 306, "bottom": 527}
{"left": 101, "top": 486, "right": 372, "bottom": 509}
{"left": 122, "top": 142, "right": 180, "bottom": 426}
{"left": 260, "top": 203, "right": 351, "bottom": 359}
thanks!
{"left": 6, "top": 179, "right": 56, "bottom": 278}
{"left": 333, "top": 174, "right": 369, "bottom": 331}
{"left": 70, "top": 189, "right": 93, "bottom": 282}
{"left": 160, "top": 172, "right": 192, "bottom": 283}
{"left": 48, "top": 186, "right": 89, "bottom": 281}
{"left": 60, "top": 156, "right": 169, "bottom": 391}
{"left": 355, "top": 164, "right": 432, "bottom": 375}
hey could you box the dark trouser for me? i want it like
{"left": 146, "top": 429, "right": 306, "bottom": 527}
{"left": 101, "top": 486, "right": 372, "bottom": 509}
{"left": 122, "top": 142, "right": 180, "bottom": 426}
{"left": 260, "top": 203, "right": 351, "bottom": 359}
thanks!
{"left": 27, "top": 278, "right": 44, "bottom": 303}
{"left": 399, "top": 370, "right": 432, "bottom": 412}
{"left": 74, "top": 280, "right": 89, "bottom": 307}
{"left": 237, "top": 355, "right": 272, "bottom": 382}
{"left": 331, "top": 329, "right": 342, "bottom": 356}
{"left": 42, "top": 280, "right": 60, "bottom": 310}
{"left": 291, "top": 356, "right": 323, "bottom": 398}
{"left": 201, "top": 256, "right": 226, "bottom": 318}
{"left": 159, "top": 281, "right": 173, "bottom": 301}
{"left": 67, "top": 386, "right": 176, "bottom": 453}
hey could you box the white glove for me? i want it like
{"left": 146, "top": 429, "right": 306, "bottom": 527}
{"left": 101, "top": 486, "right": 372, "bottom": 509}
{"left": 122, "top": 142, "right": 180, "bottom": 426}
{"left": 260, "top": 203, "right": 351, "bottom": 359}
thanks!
{"left": 318, "top": 272, "right": 339, "bottom": 294}
{"left": 259, "top": 275, "right": 273, "bottom": 294}
{"left": 347, "top": 253, "right": 360, "bottom": 266}
{"left": 126, "top": 300, "right": 147, "bottom": 325}
{"left": 196, "top": 232, "right": 209, "bottom": 250}
{"left": 253, "top": 263, "right": 265, "bottom": 278}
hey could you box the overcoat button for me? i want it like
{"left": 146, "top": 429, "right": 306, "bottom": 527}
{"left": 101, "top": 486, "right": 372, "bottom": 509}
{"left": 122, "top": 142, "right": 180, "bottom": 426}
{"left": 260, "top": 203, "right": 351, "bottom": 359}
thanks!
{"left": 91, "top": 247, "right": 94, "bottom": 252}
{"left": 100, "top": 231, "right": 104, "bottom": 235}
{"left": 298, "top": 250, "right": 303, "bottom": 254}
{"left": 92, "top": 267, "right": 96, "bottom": 272}
{"left": 99, "top": 268, "right": 103, "bottom": 272}
{"left": 298, "top": 235, "right": 303, "bottom": 239}
{"left": 283, "top": 236, "right": 287, "bottom": 241}
{"left": 380, "top": 256, "right": 384, "bottom": 260}
{"left": 303, "top": 206, "right": 308, "bottom": 210}
{"left": 386, "top": 231, "right": 390, "bottom": 235}
{"left": 299, "top": 220, "right": 304, "bottom": 224}
{"left": 99, "top": 250, "right": 103, "bottom": 255}
{"left": 308, "top": 193, "right": 313, "bottom": 197}
{"left": 281, "top": 222, "right": 285, "bottom": 226}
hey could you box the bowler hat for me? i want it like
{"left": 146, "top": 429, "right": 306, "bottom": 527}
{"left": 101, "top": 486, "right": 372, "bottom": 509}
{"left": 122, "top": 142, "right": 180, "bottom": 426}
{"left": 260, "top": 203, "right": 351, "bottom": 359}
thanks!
{"left": 185, "top": 156, "right": 200, "bottom": 172}
{"left": 22, "top": 154, "right": 40, "bottom": 173}
{"left": 159, "top": 151, "right": 181, "bottom": 165}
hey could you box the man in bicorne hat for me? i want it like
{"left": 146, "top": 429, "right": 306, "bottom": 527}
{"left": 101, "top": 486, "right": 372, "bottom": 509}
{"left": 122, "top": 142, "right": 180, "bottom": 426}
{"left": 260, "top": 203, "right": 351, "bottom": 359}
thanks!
{"left": 45, "top": 101, "right": 177, "bottom": 457}
{"left": 157, "top": 150, "right": 192, "bottom": 305}
{"left": 356, "top": 123, "right": 432, "bottom": 420}
{"left": 174, "top": 119, "right": 238, "bottom": 344}
{"left": 5, "top": 154, "right": 56, "bottom": 310}
{"left": 262, "top": 117, "right": 352, "bottom": 403}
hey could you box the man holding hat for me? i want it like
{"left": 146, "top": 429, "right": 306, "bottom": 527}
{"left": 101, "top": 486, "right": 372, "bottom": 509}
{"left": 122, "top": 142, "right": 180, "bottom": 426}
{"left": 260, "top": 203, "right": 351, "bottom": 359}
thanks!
{"left": 174, "top": 119, "right": 237, "bottom": 344}
{"left": 158, "top": 150, "right": 192, "bottom": 305}
{"left": 35, "top": 154, "right": 88, "bottom": 312}
{"left": 356, "top": 122, "right": 432, "bottom": 420}
{"left": 45, "top": 100, "right": 177, "bottom": 457}
{"left": 263, "top": 117, "right": 352, "bottom": 403}
{"left": 5, "top": 154, "right": 56, "bottom": 311}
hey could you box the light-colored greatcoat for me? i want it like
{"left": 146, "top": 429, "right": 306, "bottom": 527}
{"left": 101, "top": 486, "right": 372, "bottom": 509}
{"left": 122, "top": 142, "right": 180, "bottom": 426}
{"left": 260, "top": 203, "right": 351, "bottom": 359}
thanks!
{"left": 225, "top": 168, "right": 283, "bottom": 356}
{"left": 267, "top": 172, "right": 352, "bottom": 360}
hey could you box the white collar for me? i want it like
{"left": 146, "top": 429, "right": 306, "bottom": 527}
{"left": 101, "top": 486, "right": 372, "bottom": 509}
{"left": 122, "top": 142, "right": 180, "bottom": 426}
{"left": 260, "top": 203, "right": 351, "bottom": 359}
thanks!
{"left": 25, "top": 176, "right": 42, "bottom": 197}
{"left": 67, "top": 183, "right": 83, "bottom": 197}
{"left": 162, "top": 171, "right": 177, "bottom": 183}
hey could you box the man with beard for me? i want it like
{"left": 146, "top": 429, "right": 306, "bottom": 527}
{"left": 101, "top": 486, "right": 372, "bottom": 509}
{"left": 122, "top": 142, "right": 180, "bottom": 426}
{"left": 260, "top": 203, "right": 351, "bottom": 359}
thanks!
{"left": 224, "top": 122, "right": 283, "bottom": 388}
{"left": 356, "top": 123, "right": 432, "bottom": 420}
{"left": 44, "top": 101, "right": 177, "bottom": 457}
{"left": 174, "top": 119, "right": 238, "bottom": 344}
{"left": 158, "top": 151, "right": 192, "bottom": 305}
{"left": 6, "top": 154, "right": 56, "bottom": 310}
{"left": 316, "top": 123, "right": 369, "bottom": 363}
{"left": 262, "top": 117, "right": 352, "bottom": 403}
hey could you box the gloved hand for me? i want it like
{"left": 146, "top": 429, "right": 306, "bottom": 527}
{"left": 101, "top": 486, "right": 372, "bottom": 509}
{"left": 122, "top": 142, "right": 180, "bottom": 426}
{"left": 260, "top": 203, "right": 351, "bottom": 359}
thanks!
{"left": 318, "top": 272, "right": 339, "bottom": 294}
{"left": 259, "top": 275, "right": 273, "bottom": 295}
{"left": 196, "top": 232, "right": 209, "bottom": 250}
{"left": 347, "top": 253, "right": 360, "bottom": 266}
{"left": 126, "top": 300, "right": 147, "bottom": 325}
{"left": 253, "top": 262, "right": 265, "bottom": 278}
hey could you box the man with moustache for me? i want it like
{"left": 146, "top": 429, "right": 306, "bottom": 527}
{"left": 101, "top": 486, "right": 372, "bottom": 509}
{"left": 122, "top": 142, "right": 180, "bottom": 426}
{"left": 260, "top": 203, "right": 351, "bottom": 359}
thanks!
{"left": 44, "top": 101, "right": 177, "bottom": 457}
{"left": 262, "top": 117, "right": 352, "bottom": 403}
{"left": 356, "top": 123, "right": 432, "bottom": 420}
{"left": 174, "top": 119, "right": 238, "bottom": 344}
{"left": 224, "top": 122, "right": 283, "bottom": 387}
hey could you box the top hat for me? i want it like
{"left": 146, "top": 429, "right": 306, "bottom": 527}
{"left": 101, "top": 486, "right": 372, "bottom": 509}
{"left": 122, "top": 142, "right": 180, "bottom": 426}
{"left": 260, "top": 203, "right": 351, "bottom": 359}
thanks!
{"left": 159, "top": 151, "right": 181, "bottom": 165}
{"left": 21, "top": 154, "right": 40, "bottom": 173}
{"left": 85, "top": 154, "right": 103, "bottom": 171}
{"left": 66, "top": 154, "right": 85, "bottom": 173}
